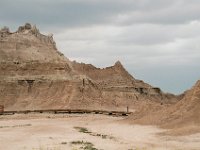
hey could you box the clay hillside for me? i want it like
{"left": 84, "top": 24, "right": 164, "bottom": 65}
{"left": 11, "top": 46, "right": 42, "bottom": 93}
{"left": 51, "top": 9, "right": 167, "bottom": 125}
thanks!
{"left": 129, "top": 80, "right": 200, "bottom": 128}
{"left": 0, "top": 23, "right": 178, "bottom": 111}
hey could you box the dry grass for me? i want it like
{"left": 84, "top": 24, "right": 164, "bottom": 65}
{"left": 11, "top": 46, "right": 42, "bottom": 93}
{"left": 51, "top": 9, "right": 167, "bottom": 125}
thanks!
{"left": 74, "top": 126, "right": 115, "bottom": 140}
{"left": 0, "top": 124, "right": 31, "bottom": 129}
{"left": 70, "top": 140, "right": 98, "bottom": 150}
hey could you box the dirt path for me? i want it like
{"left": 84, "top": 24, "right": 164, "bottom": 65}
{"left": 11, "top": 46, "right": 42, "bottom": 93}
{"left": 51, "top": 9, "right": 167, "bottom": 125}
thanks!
{"left": 0, "top": 113, "right": 200, "bottom": 150}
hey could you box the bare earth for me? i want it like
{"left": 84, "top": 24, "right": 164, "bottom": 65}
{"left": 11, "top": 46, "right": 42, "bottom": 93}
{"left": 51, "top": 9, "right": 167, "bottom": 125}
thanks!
{"left": 0, "top": 114, "right": 200, "bottom": 150}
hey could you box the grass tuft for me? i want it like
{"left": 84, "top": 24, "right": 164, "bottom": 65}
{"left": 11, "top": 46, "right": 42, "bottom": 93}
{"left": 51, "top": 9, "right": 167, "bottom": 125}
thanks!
{"left": 70, "top": 140, "right": 98, "bottom": 150}
{"left": 74, "top": 127, "right": 92, "bottom": 134}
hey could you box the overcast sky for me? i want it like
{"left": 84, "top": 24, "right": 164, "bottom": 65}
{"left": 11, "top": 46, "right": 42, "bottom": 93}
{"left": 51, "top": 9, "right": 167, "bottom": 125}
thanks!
{"left": 1, "top": 0, "right": 200, "bottom": 94}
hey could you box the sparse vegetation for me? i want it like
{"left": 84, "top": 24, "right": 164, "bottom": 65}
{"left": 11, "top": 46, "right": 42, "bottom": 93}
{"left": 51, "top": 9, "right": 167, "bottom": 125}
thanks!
{"left": 71, "top": 140, "right": 84, "bottom": 145}
{"left": 61, "top": 141, "right": 67, "bottom": 145}
{"left": 74, "top": 126, "right": 115, "bottom": 140}
{"left": 74, "top": 127, "right": 91, "bottom": 134}
{"left": 32, "top": 145, "right": 61, "bottom": 150}
{"left": 0, "top": 124, "right": 31, "bottom": 129}
{"left": 70, "top": 140, "right": 98, "bottom": 150}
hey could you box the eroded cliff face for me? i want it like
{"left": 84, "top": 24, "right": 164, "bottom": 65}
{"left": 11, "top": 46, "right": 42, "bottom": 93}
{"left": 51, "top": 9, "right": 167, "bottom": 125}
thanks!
{"left": 0, "top": 24, "right": 64, "bottom": 62}
{"left": 0, "top": 23, "right": 77, "bottom": 110}
{"left": 72, "top": 60, "right": 178, "bottom": 107}
{"left": 0, "top": 23, "right": 178, "bottom": 111}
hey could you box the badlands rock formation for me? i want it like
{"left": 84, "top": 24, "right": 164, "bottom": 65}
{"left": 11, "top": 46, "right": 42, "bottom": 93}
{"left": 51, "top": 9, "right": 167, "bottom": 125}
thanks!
{"left": 130, "top": 80, "right": 200, "bottom": 129}
{"left": 0, "top": 23, "right": 177, "bottom": 111}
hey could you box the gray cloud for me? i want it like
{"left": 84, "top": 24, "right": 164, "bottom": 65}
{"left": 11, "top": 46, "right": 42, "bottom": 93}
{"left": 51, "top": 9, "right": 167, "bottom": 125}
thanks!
{"left": 118, "top": 1, "right": 200, "bottom": 25}
{"left": 1, "top": 0, "right": 200, "bottom": 30}
{"left": 0, "top": 0, "right": 133, "bottom": 29}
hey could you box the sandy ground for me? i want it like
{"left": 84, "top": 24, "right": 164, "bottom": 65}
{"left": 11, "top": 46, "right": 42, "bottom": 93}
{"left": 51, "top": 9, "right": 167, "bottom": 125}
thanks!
{"left": 0, "top": 113, "right": 200, "bottom": 150}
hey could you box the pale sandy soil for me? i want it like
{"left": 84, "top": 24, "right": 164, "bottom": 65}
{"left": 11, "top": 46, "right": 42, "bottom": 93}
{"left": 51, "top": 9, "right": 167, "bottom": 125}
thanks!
{"left": 0, "top": 113, "right": 200, "bottom": 150}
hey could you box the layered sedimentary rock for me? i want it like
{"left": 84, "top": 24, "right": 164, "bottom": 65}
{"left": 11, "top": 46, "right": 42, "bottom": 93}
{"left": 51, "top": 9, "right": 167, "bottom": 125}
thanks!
{"left": 0, "top": 23, "right": 178, "bottom": 111}
{"left": 0, "top": 23, "right": 76, "bottom": 110}
{"left": 72, "top": 60, "right": 178, "bottom": 105}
